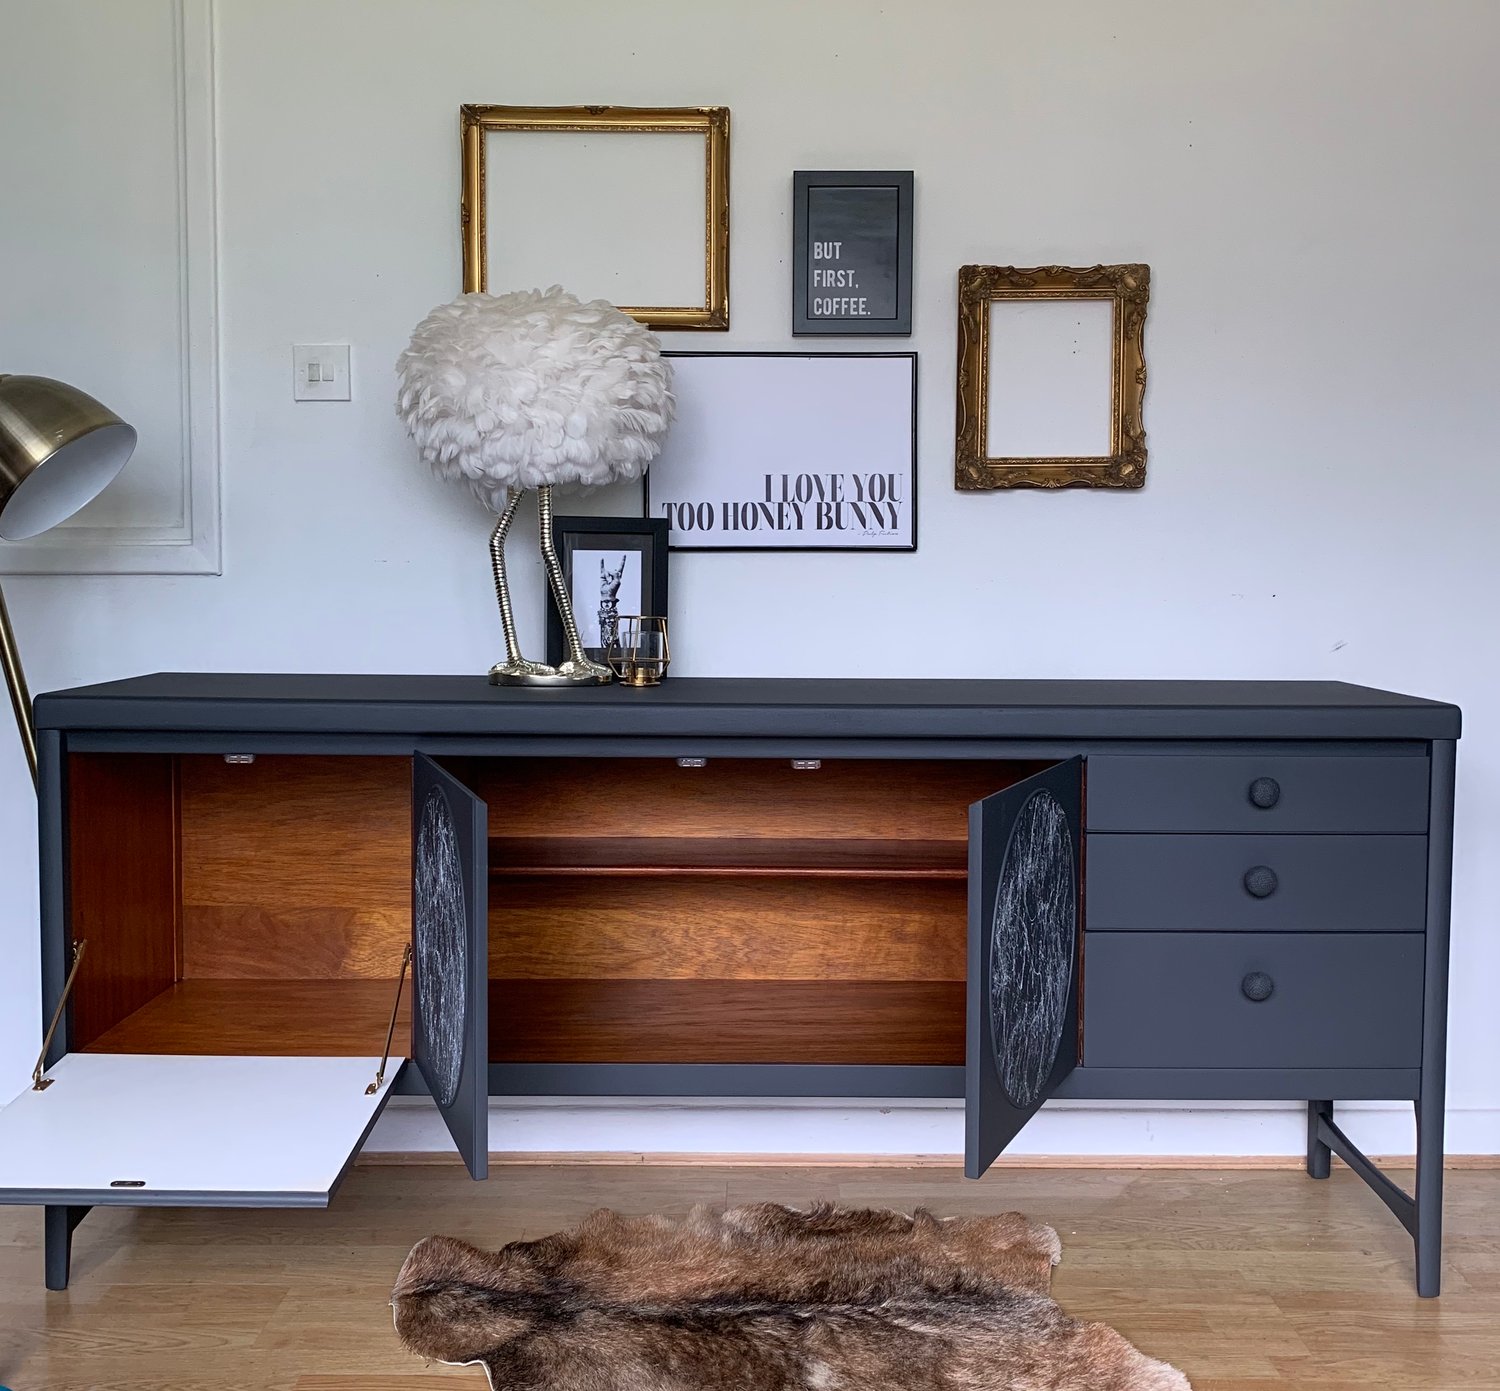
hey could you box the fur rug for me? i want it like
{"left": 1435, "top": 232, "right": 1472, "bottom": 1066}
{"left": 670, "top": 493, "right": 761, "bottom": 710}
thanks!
{"left": 392, "top": 1202, "right": 1190, "bottom": 1390}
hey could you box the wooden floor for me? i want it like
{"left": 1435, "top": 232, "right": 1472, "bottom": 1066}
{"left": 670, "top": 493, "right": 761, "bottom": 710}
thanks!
{"left": 2, "top": 1163, "right": 1498, "bottom": 1389}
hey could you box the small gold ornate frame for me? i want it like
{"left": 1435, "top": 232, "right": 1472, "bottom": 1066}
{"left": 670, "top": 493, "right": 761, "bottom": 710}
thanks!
{"left": 460, "top": 104, "right": 730, "bottom": 331}
{"left": 955, "top": 263, "right": 1149, "bottom": 489}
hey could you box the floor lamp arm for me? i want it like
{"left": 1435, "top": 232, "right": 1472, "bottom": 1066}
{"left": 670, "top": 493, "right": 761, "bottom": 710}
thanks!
{"left": 0, "top": 578, "right": 39, "bottom": 790}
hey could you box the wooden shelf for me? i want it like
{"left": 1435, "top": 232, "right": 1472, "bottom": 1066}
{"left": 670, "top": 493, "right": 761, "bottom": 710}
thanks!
{"left": 489, "top": 836, "right": 967, "bottom": 878}
{"left": 490, "top": 874, "right": 965, "bottom": 982}
{"left": 78, "top": 978, "right": 964, "bottom": 1067}
{"left": 488, "top": 979, "right": 965, "bottom": 1066}
{"left": 81, "top": 980, "right": 410, "bottom": 1057}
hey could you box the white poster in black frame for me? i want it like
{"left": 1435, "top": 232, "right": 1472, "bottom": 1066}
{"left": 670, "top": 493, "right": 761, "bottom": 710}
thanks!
{"left": 644, "top": 351, "right": 917, "bottom": 552}
{"left": 793, "top": 170, "right": 914, "bottom": 336}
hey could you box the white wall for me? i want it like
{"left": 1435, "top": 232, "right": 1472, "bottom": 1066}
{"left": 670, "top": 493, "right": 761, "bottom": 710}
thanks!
{"left": 2, "top": 0, "right": 1496, "bottom": 1157}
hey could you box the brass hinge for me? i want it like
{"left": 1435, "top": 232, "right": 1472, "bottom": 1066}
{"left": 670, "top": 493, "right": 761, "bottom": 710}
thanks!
{"left": 32, "top": 939, "right": 86, "bottom": 1091}
{"left": 367, "top": 944, "right": 413, "bottom": 1095}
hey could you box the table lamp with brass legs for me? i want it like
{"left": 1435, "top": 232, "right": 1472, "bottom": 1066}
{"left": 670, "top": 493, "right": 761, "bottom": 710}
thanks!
{"left": 0, "top": 375, "right": 138, "bottom": 786}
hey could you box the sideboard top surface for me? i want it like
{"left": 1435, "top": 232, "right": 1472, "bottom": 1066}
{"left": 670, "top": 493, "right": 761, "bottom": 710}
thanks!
{"left": 33, "top": 674, "right": 1461, "bottom": 741}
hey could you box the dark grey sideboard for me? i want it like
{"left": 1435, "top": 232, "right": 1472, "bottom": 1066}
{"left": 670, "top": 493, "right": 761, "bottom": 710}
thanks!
{"left": 0, "top": 675, "right": 1460, "bottom": 1294}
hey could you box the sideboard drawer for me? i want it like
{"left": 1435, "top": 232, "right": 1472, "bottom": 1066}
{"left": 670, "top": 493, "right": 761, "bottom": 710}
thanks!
{"left": 1083, "top": 932, "right": 1424, "bottom": 1069}
{"left": 1085, "top": 834, "right": 1428, "bottom": 932}
{"left": 1087, "top": 754, "right": 1429, "bottom": 833}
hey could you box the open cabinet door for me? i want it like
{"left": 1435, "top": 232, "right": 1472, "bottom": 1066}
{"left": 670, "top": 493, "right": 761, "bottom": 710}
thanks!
{"left": 412, "top": 753, "right": 489, "bottom": 1180}
{"left": 0, "top": 1054, "right": 397, "bottom": 1207}
{"left": 966, "top": 757, "right": 1083, "bottom": 1179}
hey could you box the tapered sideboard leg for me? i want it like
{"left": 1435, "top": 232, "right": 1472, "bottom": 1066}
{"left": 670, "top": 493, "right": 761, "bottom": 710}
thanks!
{"left": 1414, "top": 738, "right": 1455, "bottom": 1299}
{"left": 1414, "top": 1094, "right": 1444, "bottom": 1298}
{"left": 1306, "top": 1100, "right": 1333, "bottom": 1179}
{"left": 44, "top": 1204, "right": 89, "bottom": 1291}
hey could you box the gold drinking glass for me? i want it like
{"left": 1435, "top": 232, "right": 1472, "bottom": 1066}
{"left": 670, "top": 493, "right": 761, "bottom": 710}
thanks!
{"left": 606, "top": 615, "right": 670, "bottom": 687}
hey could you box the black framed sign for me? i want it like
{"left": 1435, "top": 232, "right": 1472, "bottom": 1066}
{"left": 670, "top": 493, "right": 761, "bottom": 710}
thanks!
{"left": 545, "top": 516, "right": 669, "bottom": 666}
{"left": 792, "top": 170, "right": 913, "bottom": 336}
{"left": 644, "top": 351, "right": 917, "bottom": 552}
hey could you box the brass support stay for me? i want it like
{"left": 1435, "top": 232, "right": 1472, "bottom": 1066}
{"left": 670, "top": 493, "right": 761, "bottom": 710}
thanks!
{"left": 33, "top": 939, "right": 86, "bottom": 1091}
{"left": 368, "top": 944, "right": 413, "bottom": 1095}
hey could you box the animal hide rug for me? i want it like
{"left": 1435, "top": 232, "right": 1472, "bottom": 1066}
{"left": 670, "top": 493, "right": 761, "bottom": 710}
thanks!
{"left": 392, "top": 1202, "right": 1190, "bottom": 1390}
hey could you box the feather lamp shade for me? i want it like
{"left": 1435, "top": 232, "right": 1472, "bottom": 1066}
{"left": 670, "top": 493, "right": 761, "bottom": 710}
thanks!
{"left": 395, "top": 287, "right": 674, "bottom": 510}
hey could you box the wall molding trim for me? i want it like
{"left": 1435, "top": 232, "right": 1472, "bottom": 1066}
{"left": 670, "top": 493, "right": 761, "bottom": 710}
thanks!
{"left": 3, "top": 0, "right": 222, "bottom": 576}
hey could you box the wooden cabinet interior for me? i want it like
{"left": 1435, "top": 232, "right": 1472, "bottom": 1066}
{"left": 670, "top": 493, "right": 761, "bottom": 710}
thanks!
{"left": 68, "top": 752, "right": 1049, "bottom": 1068}
{"left": 68, "top": 753, "right": 180, "bottom": 1050}
{"left": 72, "top": 753, "right": 413, "bottom": 1057}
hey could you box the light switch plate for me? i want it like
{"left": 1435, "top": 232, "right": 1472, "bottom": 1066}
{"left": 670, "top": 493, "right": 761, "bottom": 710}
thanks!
{"left": 293, "top": 343, "right": 351, "bottom": 401}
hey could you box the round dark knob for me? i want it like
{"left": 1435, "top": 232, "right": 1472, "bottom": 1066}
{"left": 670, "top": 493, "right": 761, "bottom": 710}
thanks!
{"left": 1243, "top": 865, "right": 1279, "bottom": 898}
{"left": 1241, "top": 971, "right": 1275, "bottom": 1003}
{"left": 1248, "top": 776, "right": 1281, "bottom": 809}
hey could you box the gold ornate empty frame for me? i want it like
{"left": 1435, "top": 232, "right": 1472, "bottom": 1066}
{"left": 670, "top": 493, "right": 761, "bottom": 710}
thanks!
{"left": 955, "top": 264, "right": 1150, "bottom": 489}
{"left": 460, "top": 104, "right": 730, "bottom": 331}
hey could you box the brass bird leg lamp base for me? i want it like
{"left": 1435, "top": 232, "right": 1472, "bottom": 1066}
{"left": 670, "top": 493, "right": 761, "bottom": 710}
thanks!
{"left": 487, "top": 488, "right": 559, "bottom": 684}
{"left": 538, "top": 485, "right": 612, "bottom": 684}
{"left": 487, "top": 485, "right": 612, "bottom": 687}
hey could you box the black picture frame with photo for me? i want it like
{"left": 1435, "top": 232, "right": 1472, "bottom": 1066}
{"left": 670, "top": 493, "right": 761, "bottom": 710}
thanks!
{"left": 545, "top": 516, "right": 670, "bottom": 668}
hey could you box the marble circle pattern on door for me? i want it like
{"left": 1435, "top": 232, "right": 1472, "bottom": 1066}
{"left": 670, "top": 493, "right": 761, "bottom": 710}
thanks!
{"left": 988, "top": 789, "right": 1076, "bottom": 1109}
{"left": 414, "top": 785, "right": 468, "bottom": 1109}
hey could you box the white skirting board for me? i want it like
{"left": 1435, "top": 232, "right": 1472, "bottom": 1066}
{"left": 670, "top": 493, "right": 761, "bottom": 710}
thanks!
{"left": 367, "top": 1098, "right": 1500, "bottom": 1160}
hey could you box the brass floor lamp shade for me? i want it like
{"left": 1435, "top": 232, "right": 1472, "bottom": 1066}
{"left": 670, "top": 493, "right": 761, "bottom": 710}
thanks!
{"left": 0, "top": 375, "right": 137, "bottom": 785}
